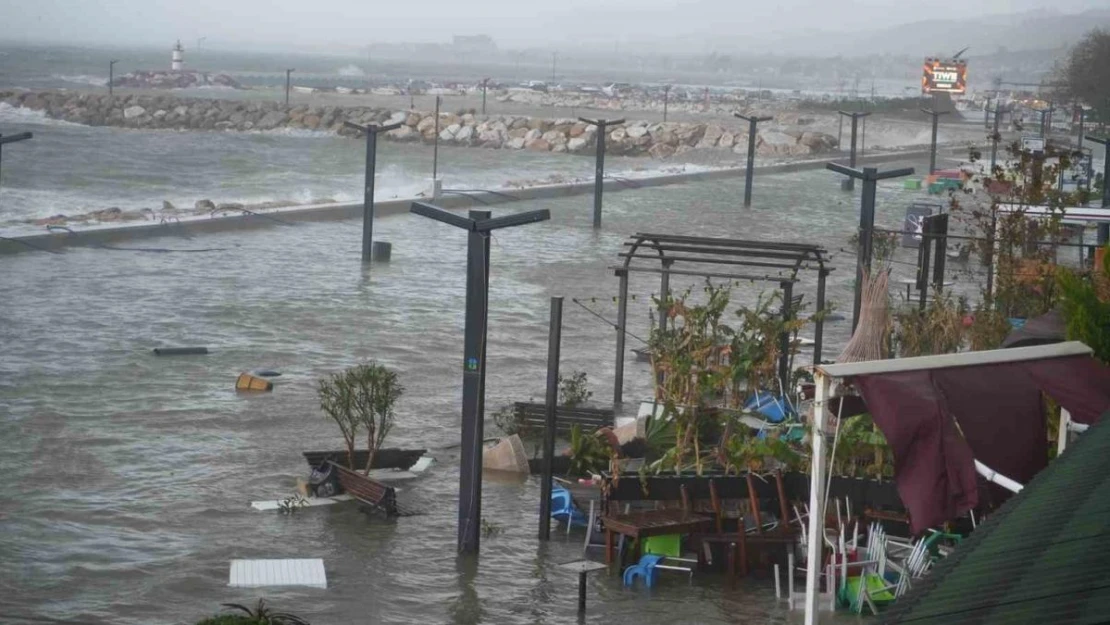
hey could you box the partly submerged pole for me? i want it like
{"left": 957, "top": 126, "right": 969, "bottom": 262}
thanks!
{"left": 433, "top": 95, "right": 441, "bottom": 184}
{"left": 344, "top": 121, "right": 403, "bottom": 262}
{"left": 284, "top": 68, "right": 294, "bottom": 109}
{"left": 921, "top": 108, "right": 949, "bottom": 174}
{"left": 409, "top": 201, "right": 551, "bottom": 555}
{"left": 580, "top": 117, "right": 625, "bottom": 229}
{"left": 538, "top": 296, "right": 563, "bottom": 540}
{"left": 826, "top": 162, "right": 914, "bottom": 331}
{"left": 734, "top": 113, "right": 773, "bottom": 208}
{"left": 109, "top": 59, "right": 119, "bottom": 98}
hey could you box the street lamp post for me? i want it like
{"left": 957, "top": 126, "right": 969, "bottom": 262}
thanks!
{"left": 826, "top": 163, "right": 915, "bottom": 331}
{"left": 285, "top": 68, "right": 295, "bottom": 109}
{"left": 579, "top": 117, "right": 625, "bottom": 228}
{"left": 837, "top": 111, "right": 871, "bottom": 191}
{"left": 0, "top": 132, "right": 34, "bottom": 205}
{"left": 409, "top": 202, "right": 550, "bottom": 555}
{"left": 921, "top": 108, "right": 950, "bottom": 174}
{"left": 663, "top": 85, "right": 671, "bottom": 122}
{"left": 109, "top": 59, "right": 119, "bottom": 98}
{"left": 344, "top": 121, "right": 403, "bottom": 262}
{"left": 734, "top": 112, "right": 773, "bottom": 208}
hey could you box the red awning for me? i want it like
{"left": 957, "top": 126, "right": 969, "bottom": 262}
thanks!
{"left": 850, "top": 355, "right": 1110, "bottom": 533}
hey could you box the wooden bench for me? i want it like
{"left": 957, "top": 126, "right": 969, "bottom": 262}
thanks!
{"left": 328, "top": 461, "right": 407, "bottom": 517}
{"left": 513, "top": 402, "right": 614, "bottom": 435}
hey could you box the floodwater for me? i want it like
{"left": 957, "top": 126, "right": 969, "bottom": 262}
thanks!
{"left": 0, "top": 159, "right": 938, "bottom": 624}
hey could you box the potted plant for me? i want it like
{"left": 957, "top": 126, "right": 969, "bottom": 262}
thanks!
{"left": 316, "top": 362, "right": 404, "bottom": 472}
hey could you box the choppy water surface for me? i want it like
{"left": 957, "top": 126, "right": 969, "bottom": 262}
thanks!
{"left": 0, "top": 159, "right": 940, "bottom": 624}
{"left": 1, "top": 102, "right": 724, "bottom": 225}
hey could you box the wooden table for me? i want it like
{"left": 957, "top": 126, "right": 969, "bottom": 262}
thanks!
{"left": 697, "top": 531, "right": 797, "bottom": 588}
{"left": 602, "top": 509, "right": 714, "bottom": 564}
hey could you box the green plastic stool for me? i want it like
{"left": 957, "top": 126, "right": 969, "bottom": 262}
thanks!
{"left": 643, "top": 534, "right": 682, "bottom": 558}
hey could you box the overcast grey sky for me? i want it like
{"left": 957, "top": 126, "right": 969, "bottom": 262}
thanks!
{"left": 0, "top": 0, "right": 1103, "bottom": 51}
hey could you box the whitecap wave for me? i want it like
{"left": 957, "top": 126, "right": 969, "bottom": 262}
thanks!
{"left": 244, "top": 126, "right": 335, "bottom": 139}
{"left": 53, "top": 74, "right": 108, "bottom": 87}
{"left": 0, "top": 102, "right": 84, "bottom": 127}
{"left": 337, "top": 64, "right": 365, "bottom": 77}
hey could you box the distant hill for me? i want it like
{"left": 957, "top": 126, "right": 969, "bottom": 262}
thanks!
{"left": 760, "top": 9, "right": 1110, "bottom": 58}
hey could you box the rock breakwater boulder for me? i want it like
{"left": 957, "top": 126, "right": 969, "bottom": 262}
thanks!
{"left": 0, "top": 89, "right": 840, "bottom": 161}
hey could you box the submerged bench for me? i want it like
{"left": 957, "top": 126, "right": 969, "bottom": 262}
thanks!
{"left": 328, "top": 461, "right": 418, "bottom": 517}
{"left": 514, "top": 402, "right": 614, "bottom": 435}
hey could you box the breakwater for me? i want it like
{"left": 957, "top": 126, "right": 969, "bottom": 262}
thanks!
{"left": 1, "top": 90, "right": 839, "bottom": 158}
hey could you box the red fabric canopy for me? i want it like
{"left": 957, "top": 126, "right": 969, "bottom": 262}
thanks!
{"left": 851, "top": 355, "right": 1110, "bottom": 534}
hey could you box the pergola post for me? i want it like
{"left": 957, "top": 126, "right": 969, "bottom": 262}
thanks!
{"left": 658, "top": 259, "right": 672, "bottom": 330}
{"left": 804, "top": 371, "right": 831, "bottom": 625}
{"left": 779, "top": 280, "right": 794, "bottom": 393}
{"left": 613, "top": 268, "right": 630, "bottom": 406}
{"left": 813, "top": 269, "right": 828, "bottom": 366}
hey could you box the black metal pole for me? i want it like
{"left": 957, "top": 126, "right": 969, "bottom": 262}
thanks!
{"left": 778, "top": 280, "right": 793, "bottom": 394}
{"left": 433, "top": 96, "right": 441, "bottom": 184}
{"left": 285, "top": 69, "right": 294, "bottom": 109}
{"left": 408, "top": 201, "right": 551, "bottom": 556}
{"left": 538, "top": 297, "right": 563, "bottom": 541}
{"left": 481, "top": 79, "right": 488, "bottom": 116}
{"left": 735, "top": 113, "right": 772, "bottom": 208}
{"left": 932, "top": 213, "right": 949, "bottom": 286}
{"left": 1089, "top": 137, "right": 1110, "bottom": 244}
{"left": 746, "top": 118, "right": 758, "bottom": 206}
{"left": 0, "top": 132, "right": 33, "bottom": 195}
{"left": 109, "top": 60, "right": 118, "bottom": 99}
{"left": 837, "top": 112, "right": 870, "bottom": 191}
{"left": 345, "top": 121, "right": 401, "bottom": 263}
{"left": 580, "top": 117, "right": 625, "bottom": 229}
{"left": 922, "top": 109, "right": 948, "bottom": 174}
{"left": 613, "top": 268, "right": 629, "bottom": 406}
{"left": 363, "top": 129, "right": 377, "bottom": 262}
{"left": 663, "top": 86, "right": 670, "bottom": 123}
{"left": 594, "top": 122, "right": 605, "bottom": 228}
{"left": 918, "top": 221, "right": 933, "bottom": 311}
{"left": 814, "top": 269, "right": 827, "bottom": 365}
{"left": 578, "top": 571, "right": 587, "bottom": 613}
{"left": 856, "top": 168, "right": 878, "bottom": 326}
{"left": 826, "top": 162, "right": 913, "bottom": 332}
{"left": 990, "top": 102, "right": 1002, "bottom": 174}
{"left": 458, "top": 210, "right": 490, "bottom": 554}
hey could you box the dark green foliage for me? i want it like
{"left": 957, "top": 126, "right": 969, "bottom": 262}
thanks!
{"left": 197, "top": 600, "right": 310, "bottom": 625}
{"left": 1057, "top": 247, "right": 1110, "bottom": 364}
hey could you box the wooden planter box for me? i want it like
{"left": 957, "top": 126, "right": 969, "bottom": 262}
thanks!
{"left": 303, "top": 448, "right": 426, "bottom": 471}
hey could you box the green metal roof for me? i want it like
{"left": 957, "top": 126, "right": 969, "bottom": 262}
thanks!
{"left": 882, "top": 411, "right": 1110, "bottom": 625}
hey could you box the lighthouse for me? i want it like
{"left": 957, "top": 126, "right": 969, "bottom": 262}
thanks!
{"left": 172, "top": 40, "right": 184, "bottom": 71}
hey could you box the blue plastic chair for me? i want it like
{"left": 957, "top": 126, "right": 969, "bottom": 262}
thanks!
{"left": 623, "top": 554, "right": 665, "bottom": 588}
{"left": 744, "top": 390, "right": 793, "bottom": 423}
{"left": 550, "top": 486, "right": 587, "bottom": 534}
